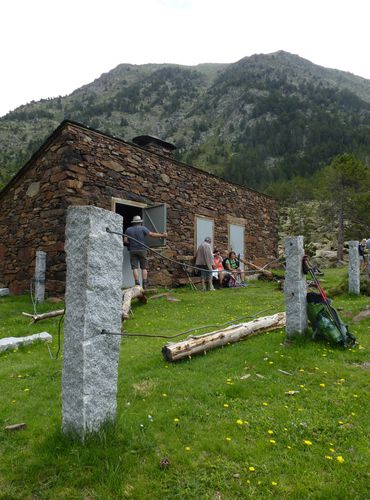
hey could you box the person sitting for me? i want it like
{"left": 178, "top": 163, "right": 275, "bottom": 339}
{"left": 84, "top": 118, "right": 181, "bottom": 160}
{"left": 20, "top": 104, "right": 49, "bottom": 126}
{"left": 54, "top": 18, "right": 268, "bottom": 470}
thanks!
{"left": 212, "top": 249, "right": 225, "bottom": 287}
{"left": 359, "top": 239, "right": 367, "bottom": 271}
{"left": 224, "top": 251, "right": 245, "bottom": 283}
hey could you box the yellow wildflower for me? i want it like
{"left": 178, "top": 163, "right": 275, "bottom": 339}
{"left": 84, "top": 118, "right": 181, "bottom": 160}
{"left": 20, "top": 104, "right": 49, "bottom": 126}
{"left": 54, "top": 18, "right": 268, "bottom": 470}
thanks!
{"left": 262, "top": 402, "right": 268, "bottom": 406}
{"left": 325, "top": 455, "right": 333, "bottom": 460}
{"left": 185, "top": 446, "right": 191, "bottom": 451}
{"left": 320, "top": 383, "right": 326, "bottom": 388}
{"left": 336, "top": 455, "right": 345, "bottom": 464}
{"left": 269, "top": 439, "right": 276, "bottom": 444}
{"left": 226, "top": 437, "right": 232, "bottom": 441}
{"left": 304, "top": 440, "right": 312, "bottom": 446}
{"left": 271, "top": 481, "right": 277, "bottom": 486}
{"left": 267, "top": 430, "right": 274, "bottom": 435}
{"left": 249, "top": 466, "right": 255, "bottom": 472}
{"left": 223, "top": 403, "right": 229, "bottom": 408}
{"left": 174, "top": 418, "right": 180, "bottom": 422}
{"left": 236, "top": 419, "right": 243, "bottom": 425}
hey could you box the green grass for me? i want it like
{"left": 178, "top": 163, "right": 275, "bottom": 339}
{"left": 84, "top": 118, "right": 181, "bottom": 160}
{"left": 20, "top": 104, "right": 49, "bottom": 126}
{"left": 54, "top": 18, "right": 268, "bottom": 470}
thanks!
{"left": 0, "top": 269, "right": 369, "bottom": 499}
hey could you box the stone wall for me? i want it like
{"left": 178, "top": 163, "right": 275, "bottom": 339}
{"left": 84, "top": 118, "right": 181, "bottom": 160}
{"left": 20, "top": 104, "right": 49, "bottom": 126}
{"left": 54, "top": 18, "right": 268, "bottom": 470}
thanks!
{"left": 0, "top": 122, "right": 278, "bottom": 295}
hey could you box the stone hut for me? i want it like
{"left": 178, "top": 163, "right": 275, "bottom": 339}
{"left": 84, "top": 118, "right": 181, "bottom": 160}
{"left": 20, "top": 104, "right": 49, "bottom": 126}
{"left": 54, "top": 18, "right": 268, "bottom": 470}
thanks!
{"left": 0, "top": 120, "right": 278, "bottom": 295}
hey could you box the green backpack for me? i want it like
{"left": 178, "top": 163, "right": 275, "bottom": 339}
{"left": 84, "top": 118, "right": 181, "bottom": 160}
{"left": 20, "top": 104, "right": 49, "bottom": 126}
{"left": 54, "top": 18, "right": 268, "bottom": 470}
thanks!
{"left": 306, "top": 293, "right": 356, "bottom": 348}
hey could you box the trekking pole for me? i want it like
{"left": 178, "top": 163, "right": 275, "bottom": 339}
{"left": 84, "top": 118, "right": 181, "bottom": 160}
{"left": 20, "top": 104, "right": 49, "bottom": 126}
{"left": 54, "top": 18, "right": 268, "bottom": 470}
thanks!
{"left": 302, "top": 255, "right": 343, "bottom": 335}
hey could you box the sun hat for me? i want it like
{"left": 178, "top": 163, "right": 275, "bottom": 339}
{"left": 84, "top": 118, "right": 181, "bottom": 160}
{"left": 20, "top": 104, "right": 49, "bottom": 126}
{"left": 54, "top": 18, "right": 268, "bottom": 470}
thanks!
{"left": 131, "top": 215, "right": 143, "bottom": 223}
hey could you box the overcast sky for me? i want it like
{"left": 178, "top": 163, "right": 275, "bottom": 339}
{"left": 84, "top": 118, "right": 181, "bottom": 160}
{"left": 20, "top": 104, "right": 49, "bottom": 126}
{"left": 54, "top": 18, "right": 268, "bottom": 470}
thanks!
{"left": 1, "top": 0, "right": 370, "bottom": 117}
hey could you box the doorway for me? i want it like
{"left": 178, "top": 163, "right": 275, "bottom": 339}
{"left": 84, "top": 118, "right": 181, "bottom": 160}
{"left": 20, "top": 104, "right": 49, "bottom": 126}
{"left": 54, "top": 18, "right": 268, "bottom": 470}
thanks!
{"left": 229, "top": 223, "right": 245, "bottom": 270}
{"left": 114, "top": 201, "right": 146, "bottom": 288}
{"left": 112, "top": 198, "right": 167, "bottom": 288}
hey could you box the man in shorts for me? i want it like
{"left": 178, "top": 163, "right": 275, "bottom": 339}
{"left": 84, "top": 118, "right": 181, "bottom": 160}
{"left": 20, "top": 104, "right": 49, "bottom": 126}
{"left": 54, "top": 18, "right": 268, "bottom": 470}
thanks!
{"left": 124, "top": 215, "right": 167, "bottom": 289}
{"left": 195, "top": 236, "right": 215, "bottom": 291}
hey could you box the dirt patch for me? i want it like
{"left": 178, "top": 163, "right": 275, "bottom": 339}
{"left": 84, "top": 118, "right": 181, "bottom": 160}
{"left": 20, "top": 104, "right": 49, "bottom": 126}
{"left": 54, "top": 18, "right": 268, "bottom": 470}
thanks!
{"left": 352, "top": 309, "right": 370, "bottom": 323}
{"left": 133, "top": 378, "right": 155, "bottom": 396}
{"left": 351, "top": 362, "right": 370, "bottom": 369}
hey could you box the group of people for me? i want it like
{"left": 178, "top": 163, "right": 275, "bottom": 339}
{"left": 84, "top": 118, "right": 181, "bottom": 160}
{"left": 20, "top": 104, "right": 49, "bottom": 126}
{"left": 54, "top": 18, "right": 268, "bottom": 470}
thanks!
{"left": 123, "top": 216, "right": 246, "bottom": 292}
{"left": 122, "top": 216, "right": 370, "bottom": 291}
{"left": 358, "top": 238, "right": 370, "bottom": 276}
{"left": 195, "top": 237, "right": 245, "bottom": 291}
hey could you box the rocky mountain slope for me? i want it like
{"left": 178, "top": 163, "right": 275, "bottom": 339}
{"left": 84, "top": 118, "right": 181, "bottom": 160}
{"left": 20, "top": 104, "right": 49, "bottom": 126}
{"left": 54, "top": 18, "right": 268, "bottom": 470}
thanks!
{"left": 1, "top": 51, "right": 370, "bottom": 190}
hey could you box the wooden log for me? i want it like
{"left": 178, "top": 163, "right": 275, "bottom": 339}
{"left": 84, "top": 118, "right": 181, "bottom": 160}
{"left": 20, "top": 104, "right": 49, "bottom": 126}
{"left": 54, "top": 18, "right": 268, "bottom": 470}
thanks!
{"left": 162, "top": 312, "right": 286, "bottom": 362}
{"left": 242, "top": 259, "right": 274, "bottom": 279}
{"left": 122, "top": 285, "right": 147, "bottom": 319}
{"left": 22, "top": 309, "right": 65, "bottom": 323}
{"left": 4, "top": 423, "right": 27, "bottom": 431}
{"left": 22, "top": 286, "right": 148, "bottom": 323}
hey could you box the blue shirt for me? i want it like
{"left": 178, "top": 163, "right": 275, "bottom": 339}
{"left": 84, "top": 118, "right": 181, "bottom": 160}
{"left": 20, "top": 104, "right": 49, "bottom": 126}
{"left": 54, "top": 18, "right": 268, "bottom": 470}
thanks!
{"left": 125, "top": 225, "right": 150, "bottom": 251}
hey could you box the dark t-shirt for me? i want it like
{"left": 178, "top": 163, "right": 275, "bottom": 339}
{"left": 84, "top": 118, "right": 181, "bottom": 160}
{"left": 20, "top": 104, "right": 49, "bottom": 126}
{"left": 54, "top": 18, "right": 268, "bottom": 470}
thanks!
{"left": 125, "top": 225, "right": 150, "bottom": 251}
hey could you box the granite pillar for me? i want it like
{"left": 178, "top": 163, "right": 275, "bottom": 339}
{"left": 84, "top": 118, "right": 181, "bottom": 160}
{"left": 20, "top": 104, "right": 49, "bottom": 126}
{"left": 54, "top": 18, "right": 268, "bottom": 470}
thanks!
{"left": 348, "top": 241, "right": 360, "bottom": 295}
{"left": 34, "top": 250, "right": 46, "bottom": 302}
{"left": 284, "top": 236, "right": 307, "bottom": 339}
{"left": 62, "top": 206, "right": 123, "bottom": 437}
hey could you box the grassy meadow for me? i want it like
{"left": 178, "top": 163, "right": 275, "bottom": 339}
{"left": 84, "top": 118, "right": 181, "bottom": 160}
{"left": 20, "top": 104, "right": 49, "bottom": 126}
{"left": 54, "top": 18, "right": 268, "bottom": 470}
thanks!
{"left": 0, "top": 268, "right": 369, "bottom": 499}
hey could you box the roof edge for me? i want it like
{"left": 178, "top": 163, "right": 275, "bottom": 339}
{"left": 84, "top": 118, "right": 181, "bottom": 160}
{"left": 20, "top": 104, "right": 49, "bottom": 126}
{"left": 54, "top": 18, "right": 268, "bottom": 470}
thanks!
{"left": 0, "top": 119, "right": 276, "bottom": 202}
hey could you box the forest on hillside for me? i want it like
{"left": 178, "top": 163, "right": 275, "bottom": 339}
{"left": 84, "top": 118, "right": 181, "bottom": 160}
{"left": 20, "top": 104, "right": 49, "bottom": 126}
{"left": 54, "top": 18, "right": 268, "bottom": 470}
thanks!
{"left": 1, "top": 51, "right": 370, "bottom": 211}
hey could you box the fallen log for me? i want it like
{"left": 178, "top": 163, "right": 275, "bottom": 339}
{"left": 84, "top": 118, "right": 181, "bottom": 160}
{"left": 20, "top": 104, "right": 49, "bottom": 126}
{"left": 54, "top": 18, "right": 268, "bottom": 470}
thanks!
{"left": 243, "top": 260, "right": 275, "bottom": 279}
{"left": 162, "top": 312, "right": 286, "bottom": 362}
{"left": 4, "top": 423, "right": 27, "bottom": 432}
{"left": 122, "top": 285, "right": 147, "bottom": 319}
{"left": 22, "top": 286, "right": 147, "bottom": 323}
{"left": 22, "top": 309, "right": 65, "bottom": 323}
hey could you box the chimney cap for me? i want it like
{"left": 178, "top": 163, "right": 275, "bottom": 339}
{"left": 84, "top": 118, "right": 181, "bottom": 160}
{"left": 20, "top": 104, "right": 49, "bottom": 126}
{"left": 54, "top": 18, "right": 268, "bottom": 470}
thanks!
{"left": 132, "top": 135, "right": 176, "bottom": 151}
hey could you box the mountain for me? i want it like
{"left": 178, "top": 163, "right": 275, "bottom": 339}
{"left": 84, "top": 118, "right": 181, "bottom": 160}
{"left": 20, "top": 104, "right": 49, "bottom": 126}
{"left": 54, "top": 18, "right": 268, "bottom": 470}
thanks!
{"left": 1, "top": 50, "right": 370, "bottom": 191}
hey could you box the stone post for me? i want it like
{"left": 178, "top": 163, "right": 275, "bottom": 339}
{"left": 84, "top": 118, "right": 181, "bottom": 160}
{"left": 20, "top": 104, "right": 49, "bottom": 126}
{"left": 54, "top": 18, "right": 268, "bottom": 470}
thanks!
{"left": 34, "top": 250, "right": 46, "bottom": 302}
{"left": 62, "top": 206, "right": 123, "bottom": 437}
{"left": 348, "top": 241, "right": 360, "bottom": 295}
{"left": 284, "top": 236, "right": 307, "bottom": 340}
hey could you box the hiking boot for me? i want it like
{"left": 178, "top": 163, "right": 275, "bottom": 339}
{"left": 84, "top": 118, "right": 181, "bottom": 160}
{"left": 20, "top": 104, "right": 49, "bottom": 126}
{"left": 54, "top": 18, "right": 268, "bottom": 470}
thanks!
{"left": 135, "top": 280, "right": 140, "bottom": 286}
{"left": 142, "top": 280, "right": 149, "bottom": 290}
